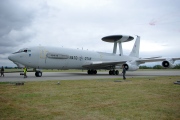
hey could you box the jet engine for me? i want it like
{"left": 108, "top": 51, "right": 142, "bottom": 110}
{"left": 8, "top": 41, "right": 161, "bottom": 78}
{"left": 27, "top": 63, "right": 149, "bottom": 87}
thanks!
{"left": 162, "top": 60, "right": 175, "bottom": 68}
{"left": 123, "top": 63, "right": 139, "bottom": 71}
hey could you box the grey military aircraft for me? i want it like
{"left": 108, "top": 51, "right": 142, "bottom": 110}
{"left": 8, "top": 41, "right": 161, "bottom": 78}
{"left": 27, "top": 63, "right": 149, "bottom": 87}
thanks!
{"left": 8, "top": 35, "right": 180, "bottom": 77}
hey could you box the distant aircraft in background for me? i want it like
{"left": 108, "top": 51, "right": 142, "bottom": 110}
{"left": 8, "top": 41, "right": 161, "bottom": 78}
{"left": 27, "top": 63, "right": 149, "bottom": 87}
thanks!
{"left": 8, "top": 35, "right": 180, "bottom": 77}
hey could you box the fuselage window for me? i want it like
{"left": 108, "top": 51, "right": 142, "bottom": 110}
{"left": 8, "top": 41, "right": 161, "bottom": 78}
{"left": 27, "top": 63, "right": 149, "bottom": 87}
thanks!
{"left": 13, "top": 49, "right": 30, "bottom": 54}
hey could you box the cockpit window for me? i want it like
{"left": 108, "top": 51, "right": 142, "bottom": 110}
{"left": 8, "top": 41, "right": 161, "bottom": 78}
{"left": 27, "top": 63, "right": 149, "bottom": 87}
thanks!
{"left": 13, "top": 48, "right": 31, "bottom": 54}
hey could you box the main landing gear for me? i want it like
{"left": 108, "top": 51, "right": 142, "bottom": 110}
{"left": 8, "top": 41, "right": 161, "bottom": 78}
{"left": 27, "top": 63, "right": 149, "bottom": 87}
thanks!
{"left": 109, "top": 70, "right": 119, "bottom": 75}
{"left": 35, "top": 71, "right": 42, "bottom": 77}
{"left": 87, "top": 69, "right": 97, "bottom": 74}
{"left": 87, "top": 69, "right": 119, "bottom": 75}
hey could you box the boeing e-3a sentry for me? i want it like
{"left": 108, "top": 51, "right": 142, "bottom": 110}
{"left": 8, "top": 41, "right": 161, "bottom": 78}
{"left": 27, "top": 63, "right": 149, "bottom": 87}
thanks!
{"left": 8, "top": 35, "right": 180, "bottom": 77}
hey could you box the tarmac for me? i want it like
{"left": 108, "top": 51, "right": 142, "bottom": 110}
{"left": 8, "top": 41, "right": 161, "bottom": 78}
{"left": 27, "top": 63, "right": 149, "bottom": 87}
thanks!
{"left": 0, "top": 70, "right": 180, "bottom": 82}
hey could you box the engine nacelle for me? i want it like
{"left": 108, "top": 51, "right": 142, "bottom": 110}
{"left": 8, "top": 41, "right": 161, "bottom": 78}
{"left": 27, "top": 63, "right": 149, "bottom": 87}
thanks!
{"left": 162, "top": 61, "right": 175, "bottom": 68}
{"left": 123, "top": 63, "right": 139, "bottom": 71}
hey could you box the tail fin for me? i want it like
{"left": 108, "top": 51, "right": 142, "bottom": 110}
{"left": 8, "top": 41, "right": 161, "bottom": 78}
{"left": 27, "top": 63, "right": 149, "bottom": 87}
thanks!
{"left": 129, "top": 36, "right": 140, "bottom": 58}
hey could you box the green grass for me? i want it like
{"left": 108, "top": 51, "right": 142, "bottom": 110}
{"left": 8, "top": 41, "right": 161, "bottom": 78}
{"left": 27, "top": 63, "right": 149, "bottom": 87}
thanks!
{"left": 0, "top": 76, "right": 180, "bottom": 120}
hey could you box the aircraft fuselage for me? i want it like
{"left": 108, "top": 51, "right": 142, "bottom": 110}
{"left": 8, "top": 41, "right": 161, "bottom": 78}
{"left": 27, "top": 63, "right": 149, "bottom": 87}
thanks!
{"left": 8, "top": 46, "right": 135, "bottom": 70}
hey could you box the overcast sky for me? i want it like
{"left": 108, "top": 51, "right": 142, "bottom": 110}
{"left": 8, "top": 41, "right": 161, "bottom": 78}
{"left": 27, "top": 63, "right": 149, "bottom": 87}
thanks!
{"left": 0, "top": 0, "right": 180, "bottom": 67}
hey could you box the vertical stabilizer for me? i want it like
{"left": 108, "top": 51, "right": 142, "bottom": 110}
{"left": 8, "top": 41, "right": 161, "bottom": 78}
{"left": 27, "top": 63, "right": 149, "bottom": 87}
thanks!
{"left": 129, "top": 36, "right": 140, "bottom": 58}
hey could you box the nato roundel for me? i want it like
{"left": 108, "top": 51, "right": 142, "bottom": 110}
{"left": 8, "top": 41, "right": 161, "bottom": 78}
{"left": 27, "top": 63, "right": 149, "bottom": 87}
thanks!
{"left": 102, "top": 35, "right": 134, "bottom": 43}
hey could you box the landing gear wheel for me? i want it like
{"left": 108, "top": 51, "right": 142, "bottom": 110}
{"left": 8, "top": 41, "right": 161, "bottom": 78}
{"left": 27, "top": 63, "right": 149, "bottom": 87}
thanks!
{"left": 109, "top": 70, "right": 119, "bottom": 75}
{"left": 87, "top": 70, "right": 91, "bottom": 74}
{"left": 109, "top": 70, "right": 112, "bottom": 75}
{"left": 112, "top": 70, "right": 115, "bottom": 75}
{"left": 115, "top": 70, "right": 119, "bottom": 75}
{"left": 35, "top": 71, "right": 42, "bottom": 77}
{"left": 90, "top": 70, "right": 94, "bottom": 74}
{"left": 87, "top": 69, "right": 97, "bottom": 75}
{"left": 94, "top": 70, "right": 97, "bottom": 74}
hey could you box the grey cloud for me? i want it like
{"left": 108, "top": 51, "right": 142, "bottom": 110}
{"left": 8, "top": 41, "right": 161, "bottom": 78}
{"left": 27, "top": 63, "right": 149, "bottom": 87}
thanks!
{"left": 0, "top": 0, "right": 34, "bottom": 35}
{"left": 0, "top": 28, "right": 35, "bottom": 46}
{"left": 0, "top": 0, "right": 49, "bottom": 54}
{"left": 0, "top": 0, "right": 49, "bottom": 66}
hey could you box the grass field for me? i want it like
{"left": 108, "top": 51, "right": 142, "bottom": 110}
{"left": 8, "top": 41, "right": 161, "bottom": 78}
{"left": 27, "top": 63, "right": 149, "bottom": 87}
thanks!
{"left": 0, "top": 76, "right": 180, "bottom": 120}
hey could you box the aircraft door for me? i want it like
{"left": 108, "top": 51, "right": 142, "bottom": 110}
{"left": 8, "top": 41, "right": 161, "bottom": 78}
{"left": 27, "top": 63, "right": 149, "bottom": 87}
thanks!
{"left": 39, "top": 46, "right": 48, "bottom": 67}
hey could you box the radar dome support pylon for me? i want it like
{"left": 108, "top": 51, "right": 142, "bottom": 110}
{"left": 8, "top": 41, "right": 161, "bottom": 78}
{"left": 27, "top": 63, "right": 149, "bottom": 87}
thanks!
{"left": 102, "top": 35, "right": 134, "bottom": 55}
{"left": 118, "top": 42, "right": 123, "bottom": 56}
{"left": 113, "top": 41, "right": 117, "bottom": 54}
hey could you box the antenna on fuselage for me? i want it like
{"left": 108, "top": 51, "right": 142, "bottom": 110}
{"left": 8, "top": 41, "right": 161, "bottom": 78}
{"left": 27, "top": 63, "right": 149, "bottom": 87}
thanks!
{"left": 101, "top": 35, "right": 134, "bottom": 56}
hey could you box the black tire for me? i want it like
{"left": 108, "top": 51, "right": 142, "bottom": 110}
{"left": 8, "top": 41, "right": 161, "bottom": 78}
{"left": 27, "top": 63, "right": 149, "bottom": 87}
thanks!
{"left": 112, "top": 70, "right": 115, "bottom": 75}
{"left": 88, "top": 69, "right": 96, "bottom": 75}
{"left": 35, "top": 71, "right": 42, "bottom": 77}
{"left": 38, "top": 72, "right": 42, "bottom": 77}
{"left": 35, "top": 72, "right": 38, "bottom": 77}
{"left": 115, "top": 70, "right": 119, "bottom": 75}
{"left": 94, "top": 70, "right": 97, "bottom": 74}
{"left": 90, "top": 70, "right": 93, "bottom": 74}
{"left": 109, "top": 70, "right": 112, "bottom": 75}
{"left": 87, "top": 70, "right": 91, "bottom": 74}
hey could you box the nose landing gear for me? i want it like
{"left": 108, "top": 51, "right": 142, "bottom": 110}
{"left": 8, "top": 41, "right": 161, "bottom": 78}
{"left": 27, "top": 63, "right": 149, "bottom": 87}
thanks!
{"left": 35, "top": 71, "right": 42, "bottom": 77}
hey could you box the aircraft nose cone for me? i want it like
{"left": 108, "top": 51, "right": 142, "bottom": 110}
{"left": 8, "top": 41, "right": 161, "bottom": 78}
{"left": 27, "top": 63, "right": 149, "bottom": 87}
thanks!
{"left": 8, "top": 54, "right": 14, "bottom": 61}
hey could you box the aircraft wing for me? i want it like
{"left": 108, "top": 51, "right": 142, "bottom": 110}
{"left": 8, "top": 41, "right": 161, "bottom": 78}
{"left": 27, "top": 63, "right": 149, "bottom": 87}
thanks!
{"left": 141, "top": 56, "right": 162, "bottom": 59}
{"left": 82, "top": 57, "right": 180, "bottom": 69}
{"left": 82, "top": 61, "right": 127, "bottom": 69}
{"left": 137, "top": 57, "right": 180, "bottom": 63}
{"left": 172, "top": 58, "right": 180, "bottom": 61}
